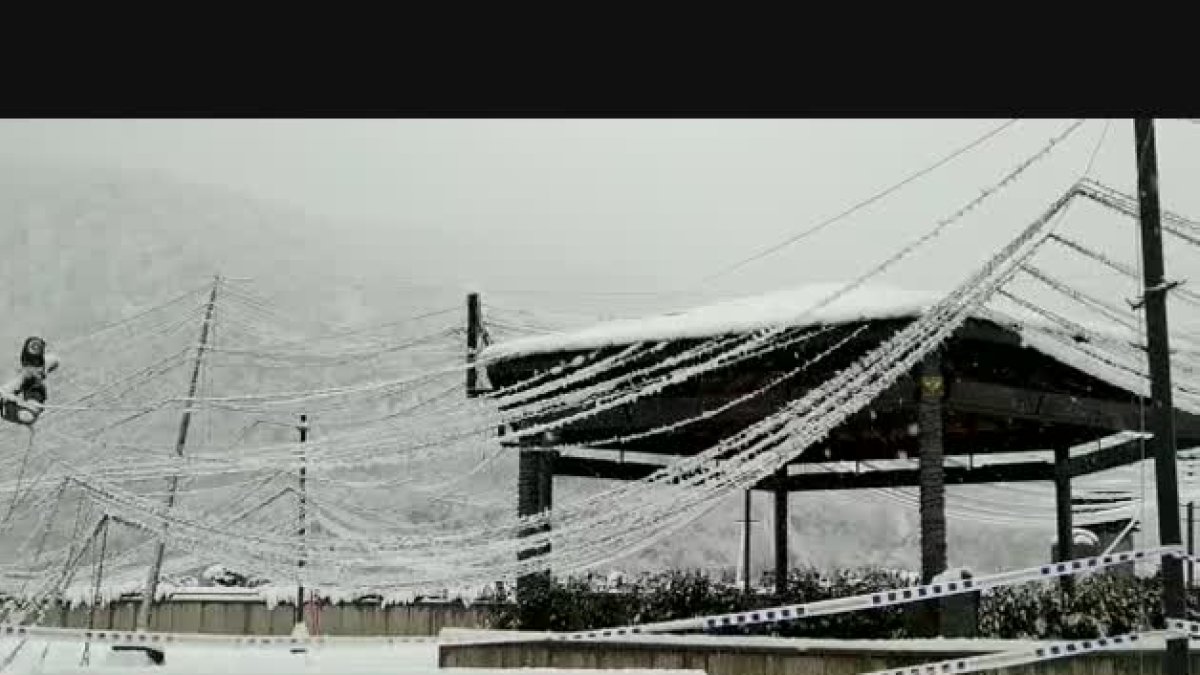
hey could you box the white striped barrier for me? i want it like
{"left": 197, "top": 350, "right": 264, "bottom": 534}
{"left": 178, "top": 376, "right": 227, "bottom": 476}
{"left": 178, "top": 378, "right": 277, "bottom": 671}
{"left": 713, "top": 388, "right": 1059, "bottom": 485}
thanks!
{"left": 1166, "top": 618, "right": 1200, "bottom": 637}
{"left": 0, "top": 623, "right": 439, "bottom": 649}
{"left": 859, "top": 631, "right": 1165, "bottom": 675}
{"left": 0, "top": 548, "right": 1175, "bottom": 651}
{"left": 557, "top": 545, "right": 1179, "bottom": 640}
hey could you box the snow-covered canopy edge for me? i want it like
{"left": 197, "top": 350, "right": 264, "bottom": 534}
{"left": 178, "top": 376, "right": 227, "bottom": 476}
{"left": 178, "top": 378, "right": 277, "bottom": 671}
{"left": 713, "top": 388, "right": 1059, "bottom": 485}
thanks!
{"left": 482, "top": 283, "right": 940, "bottom": 361}
{"left": 481, "top": 280, "right": 1179, "bottom": 368}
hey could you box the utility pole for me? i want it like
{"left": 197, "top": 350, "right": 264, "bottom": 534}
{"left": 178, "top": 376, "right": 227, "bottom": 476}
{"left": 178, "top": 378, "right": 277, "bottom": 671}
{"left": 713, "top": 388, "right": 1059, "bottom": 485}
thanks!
{"left": 81, "top": 517, "right": 110, "bottom": 667}
{"left": 466, "top": 293, "right": 481, "bottom": 398}
{"left": 88, "top": 518, "right": 110, "bottom": 631}
{"left": 1188, "top": 501, "right": 1195, "bottom": 590}
{"left": 1133, "top": 119, "right": 1188, "bottom": 675}
{"left": 137, "top": 276, "right": 220, "bottom": 631}
{"left": 296, "top": 414, "right": 309, "bottom": 628}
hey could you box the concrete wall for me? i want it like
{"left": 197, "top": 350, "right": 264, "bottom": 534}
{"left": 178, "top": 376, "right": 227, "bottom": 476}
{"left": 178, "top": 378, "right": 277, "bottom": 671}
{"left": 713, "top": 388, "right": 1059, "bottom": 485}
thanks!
{"left": 41, "top": 600, "right": 495, "bottom": 636}
{"left": 439, "top": 639, "right": 1200, "bottom": 675}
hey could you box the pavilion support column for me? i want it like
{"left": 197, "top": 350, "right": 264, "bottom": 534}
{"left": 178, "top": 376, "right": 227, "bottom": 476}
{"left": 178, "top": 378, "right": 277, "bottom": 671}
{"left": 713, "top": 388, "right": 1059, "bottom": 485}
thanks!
{"left": 1054, "top": 445, "right": 1075, "bottom": 596}
{"left": 516, "top": 447, "right": 555, "bottom": 628}
{"left": 918, "top": 351, "right": 947, "bottom": 584}
{"left": 539, "top": 450, "right": 556, "bottom": 535}
{"left": 774, "top": 468, "right": 789, "bottom": 597}
{"left": 917, "top": 350, "right": 949, "bottom": 637}
{"left": 539, "top": 449, "right": 557, "bottom": 590}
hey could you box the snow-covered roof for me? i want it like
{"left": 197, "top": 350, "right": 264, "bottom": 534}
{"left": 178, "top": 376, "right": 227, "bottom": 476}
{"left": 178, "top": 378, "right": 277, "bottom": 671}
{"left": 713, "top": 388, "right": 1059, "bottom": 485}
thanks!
{"left": 480, "top": 282, "right": 1200, "bottom": 418}
{"left": 483, "top": 283, "right": 944, "bottom": 360}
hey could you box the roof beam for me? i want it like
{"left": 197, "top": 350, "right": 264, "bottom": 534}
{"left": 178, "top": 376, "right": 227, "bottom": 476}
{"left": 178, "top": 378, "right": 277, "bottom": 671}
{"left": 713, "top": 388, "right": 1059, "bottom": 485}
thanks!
{"left": 946, "top": 379, "right": 1200, "bottom": 443}
{"left": 552, "top": 437, "right": 1151, "bottom": 489}
{"left": 1069, "top": 438, "right": 1148, "bottom": 478}
{"left": 509, "top": 377, "right": 1199, "bottom": 450}
{"left": 762, "top": 461, "right": 1054, "bottom": 491}
{"left": 550, "top": 454, "right": 1058, "bottom": 490}
{"left": 553, "top": 455, "right": 661, "bottom": 481}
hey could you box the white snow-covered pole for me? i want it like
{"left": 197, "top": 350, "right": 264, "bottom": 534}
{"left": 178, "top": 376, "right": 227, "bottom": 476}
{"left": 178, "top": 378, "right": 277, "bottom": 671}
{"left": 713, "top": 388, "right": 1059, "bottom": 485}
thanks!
{"left": 295, "top": 413, "right": 309, "bottom": 633}
{"left": 137, "top": 275, "right": 220, "bottom": 631}
{"left": 1099, "top": 517, "right": 1140, "bottom": 558}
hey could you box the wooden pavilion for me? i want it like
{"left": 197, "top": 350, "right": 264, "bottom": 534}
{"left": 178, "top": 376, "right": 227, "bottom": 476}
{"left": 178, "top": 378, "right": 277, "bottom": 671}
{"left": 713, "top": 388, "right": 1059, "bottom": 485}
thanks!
{"left": 471, "top": 284, "right": 1200, "bottom": 632}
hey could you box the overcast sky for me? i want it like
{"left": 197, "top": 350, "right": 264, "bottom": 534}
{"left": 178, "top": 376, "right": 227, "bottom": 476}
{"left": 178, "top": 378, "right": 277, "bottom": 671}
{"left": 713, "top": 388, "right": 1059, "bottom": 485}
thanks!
{"left": 2, "top": 118, "right": 1198, "bottom": 321}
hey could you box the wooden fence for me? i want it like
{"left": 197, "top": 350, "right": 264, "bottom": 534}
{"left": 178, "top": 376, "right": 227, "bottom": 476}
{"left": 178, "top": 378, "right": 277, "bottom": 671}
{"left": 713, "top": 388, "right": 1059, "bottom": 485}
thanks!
{"left": 438, "top": 636, "right": 1200, "bottom": 675}
{"left": 41, "top": 599, "right": 497, "bottom": 636}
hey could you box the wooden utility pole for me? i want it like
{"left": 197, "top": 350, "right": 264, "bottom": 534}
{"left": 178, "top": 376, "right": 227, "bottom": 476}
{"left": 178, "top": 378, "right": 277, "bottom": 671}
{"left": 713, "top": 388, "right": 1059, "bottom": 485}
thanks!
{"left": 81, "top": 517, "right": 111, "bottom": 667}
{"left": 1188, "top": 501, "right": 1195, "bottom": 590}
{"left": 86, "top": 518, "right": 110, "bottom": 631}
{"left": 296, "top": 413, "right": 309, "bottom": 628}
{"left": 137, "top": 276, "right": 220, "bottom": 631}
{"left": 1133, "top": 119, "right": 1188, "bottom": 675}
{"left": 466, "top": 293, "right": 481, "bottom": 398}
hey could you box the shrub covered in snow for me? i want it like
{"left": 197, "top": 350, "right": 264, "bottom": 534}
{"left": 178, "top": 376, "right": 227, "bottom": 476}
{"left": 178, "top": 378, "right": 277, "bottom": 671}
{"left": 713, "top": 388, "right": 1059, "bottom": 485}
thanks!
{"left": 200, "top": 564, "right": 268, "bottom": 588}
{"left": 978, "top": 573, "right": 1170, "bottom": 639}
{"left": 487, "top": 567, "right": 1190, "bottom": 640}
{"left": 486, "top": 567, "right": 916, "bottom": 637}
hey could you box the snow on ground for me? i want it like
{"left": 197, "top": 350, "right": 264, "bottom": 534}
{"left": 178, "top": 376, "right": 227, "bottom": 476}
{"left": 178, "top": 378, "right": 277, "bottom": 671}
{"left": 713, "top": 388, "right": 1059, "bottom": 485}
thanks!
{"left": 0, "top": 629, "right": 1186, "bottom": 674}
{"left": 0, "top": 638, "right": 704, "bottom": 675}
{"left": 1, "top": 640, "right": 434, "bottom": 675}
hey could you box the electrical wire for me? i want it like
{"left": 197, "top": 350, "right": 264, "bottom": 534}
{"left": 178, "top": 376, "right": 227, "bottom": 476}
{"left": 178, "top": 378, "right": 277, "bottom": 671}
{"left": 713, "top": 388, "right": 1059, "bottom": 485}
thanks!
{"left": 701, "top": 119, "right": 1023, "bottom": 283}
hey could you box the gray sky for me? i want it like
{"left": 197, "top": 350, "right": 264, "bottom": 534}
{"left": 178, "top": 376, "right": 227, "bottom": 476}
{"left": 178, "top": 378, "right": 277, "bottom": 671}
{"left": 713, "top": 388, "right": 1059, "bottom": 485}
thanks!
{"left": 2, "top": 118, "right": 1198, "bottom": 321}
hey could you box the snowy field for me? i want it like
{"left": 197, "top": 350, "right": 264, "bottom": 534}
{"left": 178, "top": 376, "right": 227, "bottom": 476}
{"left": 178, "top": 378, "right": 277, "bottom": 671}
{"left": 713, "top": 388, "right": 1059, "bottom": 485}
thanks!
{"left": 0, "top": 638, "right": 704, "bottom": 675}
{"left": 1, "top": 633, "right": 1182, "bottom": 675}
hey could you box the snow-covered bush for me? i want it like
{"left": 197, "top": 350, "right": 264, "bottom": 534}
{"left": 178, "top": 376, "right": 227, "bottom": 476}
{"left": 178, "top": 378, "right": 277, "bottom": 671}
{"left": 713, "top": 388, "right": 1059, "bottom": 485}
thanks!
{"left": 486, "top": 567, "right": 914, "bottom": 637}
{"left": 978, "top": 573, "right": 1167, "bottom": 639}
{"left": 489, "top": 567, "right": 1186, "bottom": 640}
{"left": 200, "top": 564, "right": 268, "bottom": 588}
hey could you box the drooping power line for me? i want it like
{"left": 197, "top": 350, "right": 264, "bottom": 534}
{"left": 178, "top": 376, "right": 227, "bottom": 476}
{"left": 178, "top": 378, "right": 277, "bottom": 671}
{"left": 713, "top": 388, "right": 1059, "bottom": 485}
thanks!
{"left": 700, "top": 118, "right": 1021, "bottom": 284}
